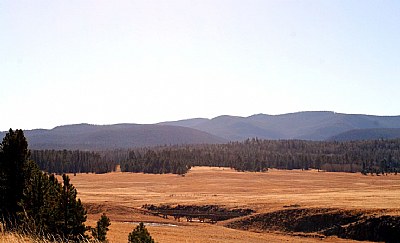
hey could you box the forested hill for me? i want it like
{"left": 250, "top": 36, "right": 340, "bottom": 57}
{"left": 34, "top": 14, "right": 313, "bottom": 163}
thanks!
{"left": 160, "top": 111, "right": 400, "bottom": 141}
{"left": 0, "top": 124, "right": 227, "bottom": 150}
{"left": 328, "top": 128, "right": 400, "bottom": 141}
{"left": 2, "top": 112, "right": 400, "bottom": 150}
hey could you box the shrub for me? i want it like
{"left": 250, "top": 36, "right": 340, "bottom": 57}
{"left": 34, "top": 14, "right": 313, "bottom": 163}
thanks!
{"left": 128, "top": 222, "right": 155, "bottom": 243}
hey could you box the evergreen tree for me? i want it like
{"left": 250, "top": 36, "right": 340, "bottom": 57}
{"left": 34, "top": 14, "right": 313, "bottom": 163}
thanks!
{"left": 128, "top": 222, "right": 155, "bottom": 243}
{"left": 44, "top": 174, "right": 63, "bottom": 234}
{"left": 0, "top": 129, "right": 30, "bottom": 225}
{"left": 0, "top": 129, "right": 88, "bottom": 240}
{"left": 92, "top": 213, "right": 111, "bottom": 242}
{"left": 19, "top": 166, "right": 50, "bottom": 231}
{"left": 56, "top": 174, "right": 87, "bottom": 241}
{"left": 361, "top": 162, "right": 367, "bottom": 175}
{"left": 19, "top": 171, "right": 63, "bottom": 235}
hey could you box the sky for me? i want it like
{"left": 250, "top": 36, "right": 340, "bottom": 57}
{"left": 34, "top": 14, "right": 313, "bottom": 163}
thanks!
{"left": 1, "top": 0, "right": 400, "bottom": 131}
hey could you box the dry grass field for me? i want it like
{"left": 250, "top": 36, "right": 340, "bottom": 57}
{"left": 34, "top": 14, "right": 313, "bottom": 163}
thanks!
{"left": 68, "top": 167, "right": 400, "bottom": 242}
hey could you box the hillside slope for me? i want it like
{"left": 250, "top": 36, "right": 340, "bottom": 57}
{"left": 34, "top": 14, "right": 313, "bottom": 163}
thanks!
{"left": 328, "top": 128, "right": 400, "bottom": 141}
{"left": 161, "top": 111, "right": 400, "bottom": 141}
{"left": 0, "top": 124, "right": 226, "bottom": 150}
{"left": 3, "top": 112, "right": 400, "bottom": 150}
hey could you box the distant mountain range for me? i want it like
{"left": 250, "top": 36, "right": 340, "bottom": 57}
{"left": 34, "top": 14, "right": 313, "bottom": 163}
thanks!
{"left": 1, "top": 111, "right": 400, "bottom": 150}
{"left": 0, "top": 124, "right": 226, "bottom": 150}
{"left": 160, "top": 111, "right": 400, "bottom": 141}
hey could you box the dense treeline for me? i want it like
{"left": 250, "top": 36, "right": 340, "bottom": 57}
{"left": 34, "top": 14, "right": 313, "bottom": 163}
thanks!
{"left": 30, "top": 149, "right": 191, "bottom": 175}
{"left": 121, "top": 150, "right": 191, "bottom": 175}
{"left": 31, "top": 138, "right": 400, "bottom": 175}
{"left": 121, "top": 139, "right": 400, "bottom": 174}
{"left": 31, "top": 149, "right": 116, "bottom": 174}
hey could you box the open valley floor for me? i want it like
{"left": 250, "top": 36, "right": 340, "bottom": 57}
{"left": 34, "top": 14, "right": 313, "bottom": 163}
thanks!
{"left": 69, "top": 167, "right": 400, "bottom": 242}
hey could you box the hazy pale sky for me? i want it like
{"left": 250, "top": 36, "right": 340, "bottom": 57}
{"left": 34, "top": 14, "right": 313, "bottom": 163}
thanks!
{"left": 1, "top": 0, "right": 399, "bottom": 131}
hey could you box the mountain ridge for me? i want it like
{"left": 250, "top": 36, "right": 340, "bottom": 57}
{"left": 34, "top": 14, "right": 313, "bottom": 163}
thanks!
{"left": 2, "top": 111, "right": 400, "bottom": 150}
{"left": 159, "top": 111, "right": 400, "bottom": 141}
{"left": 0, "top": 124, "right": 226, "bottom": 150}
